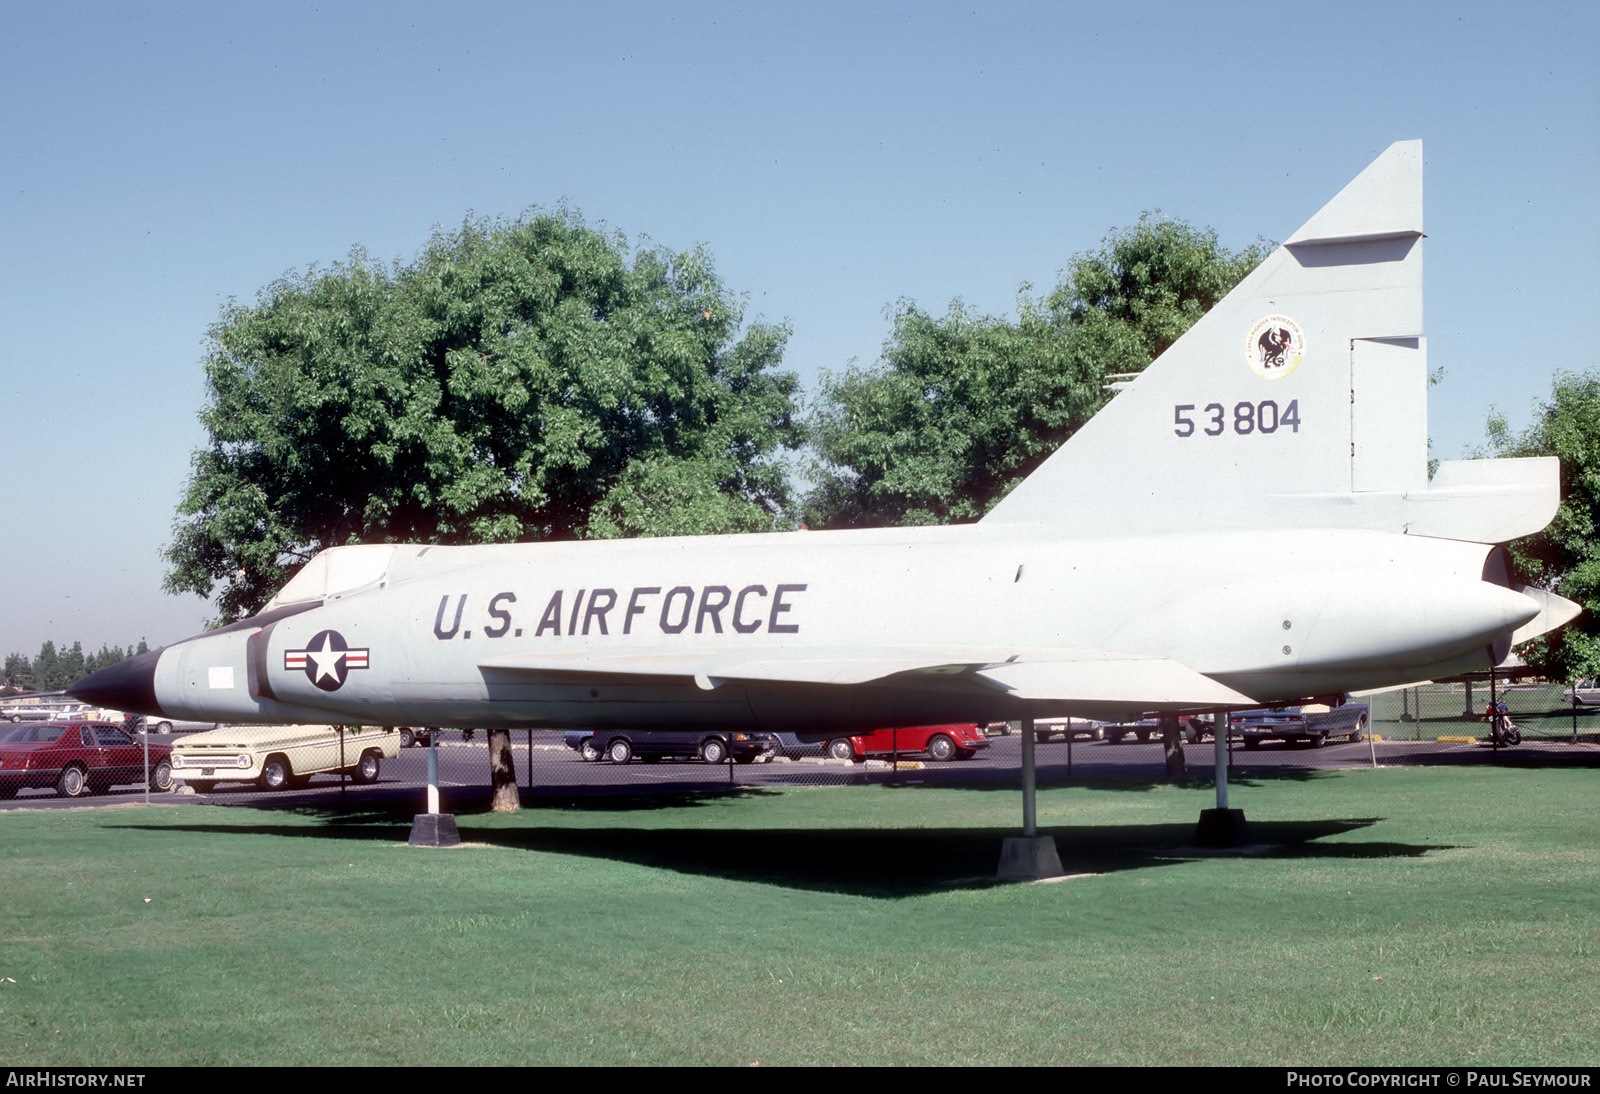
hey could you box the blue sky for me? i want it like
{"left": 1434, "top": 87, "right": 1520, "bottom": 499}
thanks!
{"left": 3, "top": 1, "right": 1596, "bottom": 658}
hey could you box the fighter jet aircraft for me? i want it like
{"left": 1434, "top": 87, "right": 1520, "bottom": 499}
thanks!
{"left": 71, "top": 141, "right": 1581, "bottom": 735}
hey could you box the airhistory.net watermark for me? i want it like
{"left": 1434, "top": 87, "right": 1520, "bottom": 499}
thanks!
{"left": 5, "top": 1074, "right": 145, "bottom": 1088}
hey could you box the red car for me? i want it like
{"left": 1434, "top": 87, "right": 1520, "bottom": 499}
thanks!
{"left": 0, "top": 721, "right": 174, "bottom": 799}
{"left": 824, "top": 724, "right": 989, "bottom": 763}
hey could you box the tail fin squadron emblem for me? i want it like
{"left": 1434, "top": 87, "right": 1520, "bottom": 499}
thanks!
{"left": 1247, "top": 315, "right": 1305, "bottom": 379}
{"left": 283, "top": 630, "right": 370, "bottom": 691}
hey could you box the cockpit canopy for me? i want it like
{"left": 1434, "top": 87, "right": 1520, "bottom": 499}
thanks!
{"left": 266, "top": 544, "right": 400, "bottom": 608}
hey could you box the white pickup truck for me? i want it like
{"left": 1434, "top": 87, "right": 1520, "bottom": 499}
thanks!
{"left": 170, "top": 724, "right": 402, "bottom": 791}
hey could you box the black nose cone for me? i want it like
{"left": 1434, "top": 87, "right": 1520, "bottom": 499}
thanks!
{"left": 67, "top": 648, "right": 165, "bottom": 716}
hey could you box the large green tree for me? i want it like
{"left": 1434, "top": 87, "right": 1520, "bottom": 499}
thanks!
{"left": 164, "top": 211, "right": 802, "bottom": 812}
{"left": 165, "top": 210, "right": 802, "bottom": 623}
{"left": 1484, "top": 369, "right": 1600, "bottom": 679}
{"left": 804, "top": 215, "right": 1268, "bottom": 528}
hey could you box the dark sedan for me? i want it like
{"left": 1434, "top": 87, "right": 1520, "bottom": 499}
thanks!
{"left": 589, "top": 729, "right": 778, "bottom": 765}
{"left": 1231, "top": 700, "right": 1369, "bottom": 748}
{"left": 0, "top": 721, "right": 174, "bottom": 798}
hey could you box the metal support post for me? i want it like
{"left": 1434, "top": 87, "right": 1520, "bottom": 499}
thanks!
{"left": 1214, "top": 716, "right": 1228, "bottom": 811}
{"left": 427, "top": 730, "right": 440, "bottom": 815}
{"left": 1195, "top": 711, "right": 1249, "bottom": 848}
{"left": 410, "top": 725, "right": 460, "bottom": 847}
{"left": 997, "top": 714, "right": 1061, "bottom": 880}
{"left": 1021, "top": 716, "right": 1037, "bottom": 835}
{"left": 1489, "top": 669, "right": 1499, "bottom": 753}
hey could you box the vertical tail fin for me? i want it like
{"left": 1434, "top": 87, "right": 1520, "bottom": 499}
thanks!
{"left": 985, "top": 141, "right": 1431, "bottom": 532}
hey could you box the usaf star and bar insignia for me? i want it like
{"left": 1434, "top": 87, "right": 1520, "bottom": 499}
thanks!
{"left": 284, "top": 630, "right": 370, "bottom": 692}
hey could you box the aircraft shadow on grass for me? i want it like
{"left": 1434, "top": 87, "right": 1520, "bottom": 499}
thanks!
{"left": 113, "top": 806, "right": 1447, "bottom": 898}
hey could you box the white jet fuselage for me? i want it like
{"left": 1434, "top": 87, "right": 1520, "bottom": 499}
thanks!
{"left": 149, "top": 523, "right": 1532, "bottom": 734}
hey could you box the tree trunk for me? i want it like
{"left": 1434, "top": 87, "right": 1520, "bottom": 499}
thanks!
{"left": 1160, "top": 715, "right": 1187, "bottom": 780}
{"left": 487, "top": 728, "right": 519, "bottom": 812}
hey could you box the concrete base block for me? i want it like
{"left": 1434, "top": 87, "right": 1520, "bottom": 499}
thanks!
{"left": 408, "top": 813, "right": 461, "bottom": 847}
{"left": 997, "top": 835, "right": 1063, "bottom": 881}
{"left": 1194, "top": 808, "right": 1249, "bottom": 848}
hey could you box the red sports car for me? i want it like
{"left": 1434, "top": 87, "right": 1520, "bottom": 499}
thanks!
{"left": 0, "top": 721, "right": 174, "bottom": 799}
{"left": 824, "top": 723, "right": 989, "bottom": 763}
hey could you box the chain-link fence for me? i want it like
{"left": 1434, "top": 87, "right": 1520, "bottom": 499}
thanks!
{"left": 1366, "top": 682, "right": 1600, "bottom": 747}
{"left": 164, "top": 688, "right": 1599, "bottom": 808}
{"left": 9, "top": 686, "right": 1596, "bottom": 808}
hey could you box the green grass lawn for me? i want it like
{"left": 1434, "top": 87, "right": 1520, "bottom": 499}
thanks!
{"left": 3, "top": 766, "right": 1598, "bottom": 1066}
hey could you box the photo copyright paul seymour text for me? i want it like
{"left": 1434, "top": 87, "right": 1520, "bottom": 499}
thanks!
{"left": 1288, "top": 1075, "right": 1592, "bottom": 1088}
